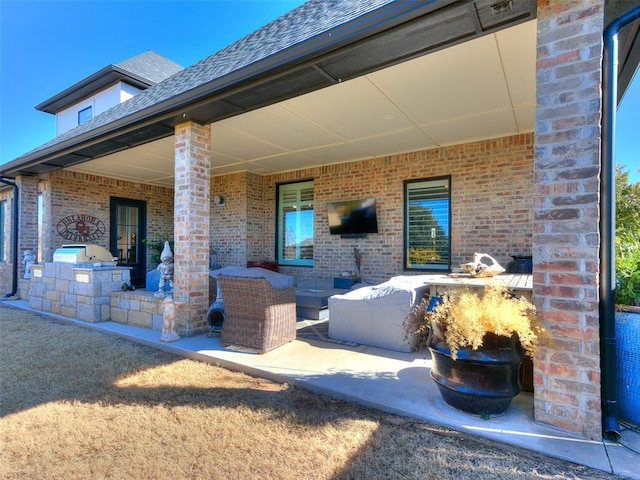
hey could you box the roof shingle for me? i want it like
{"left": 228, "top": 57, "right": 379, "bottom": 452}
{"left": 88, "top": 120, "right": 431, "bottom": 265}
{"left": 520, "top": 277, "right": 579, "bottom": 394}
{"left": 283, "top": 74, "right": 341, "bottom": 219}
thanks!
{"left": 7, "top": 0, "right": 395, "bottom": 163}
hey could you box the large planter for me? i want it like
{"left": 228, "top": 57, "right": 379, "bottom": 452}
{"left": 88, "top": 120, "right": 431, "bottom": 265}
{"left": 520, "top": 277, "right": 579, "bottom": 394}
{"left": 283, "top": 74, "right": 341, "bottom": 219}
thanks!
{"left": 615, "top": 311, "right": 640, "bottom": 424}
{"left": 428, "top": 321, "right": 525, "bottom": 415}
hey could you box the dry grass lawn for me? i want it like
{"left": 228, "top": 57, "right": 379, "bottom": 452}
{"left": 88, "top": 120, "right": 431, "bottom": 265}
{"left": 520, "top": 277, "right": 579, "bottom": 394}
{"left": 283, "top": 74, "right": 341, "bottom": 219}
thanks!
{"left": 0, "top": 304, "right": 621, "bottom": 479}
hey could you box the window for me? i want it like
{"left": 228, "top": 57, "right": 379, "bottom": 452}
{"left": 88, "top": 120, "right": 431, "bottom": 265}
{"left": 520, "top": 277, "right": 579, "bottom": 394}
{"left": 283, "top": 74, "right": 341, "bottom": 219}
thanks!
{"left": 78, "top": 106, "right": 92, "bottom": 125}
{"left": 277, "top": 180, "right": 314, "bottom": 266}
{"left": 404, "top": 176, "right": 451, "bottom": 271}
{"left": 0, "top": 201, "right": 4, "bottom": 262}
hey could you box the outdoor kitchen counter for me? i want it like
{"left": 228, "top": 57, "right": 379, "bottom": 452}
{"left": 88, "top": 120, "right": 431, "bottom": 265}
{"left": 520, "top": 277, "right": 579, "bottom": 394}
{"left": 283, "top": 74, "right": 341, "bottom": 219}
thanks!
{"left": 29, "top": 262, "right": 132, "bottom": 323}
{"left": 419, "top": 273, "right": 533, "bottom": 300}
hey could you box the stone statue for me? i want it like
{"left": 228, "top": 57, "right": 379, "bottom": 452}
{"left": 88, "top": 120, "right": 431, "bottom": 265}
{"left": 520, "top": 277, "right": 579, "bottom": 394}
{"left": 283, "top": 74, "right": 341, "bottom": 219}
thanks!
{"left": 160, "top": 296, "right": 182, "bottom": 342}
{"left": 22, "top": 250, "right": 36, "bottom": 279}
{"left": 155, "top": 241, "right": 174, "bottom": 296}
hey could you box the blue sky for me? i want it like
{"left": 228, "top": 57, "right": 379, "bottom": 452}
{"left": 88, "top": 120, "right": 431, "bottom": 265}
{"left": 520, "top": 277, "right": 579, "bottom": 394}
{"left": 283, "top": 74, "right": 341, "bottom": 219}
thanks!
{"left": 0, "top": 0, "right": 638, "bottom": 183}
{"left": 0, "top": 0, "right": 305, "bottom": 161}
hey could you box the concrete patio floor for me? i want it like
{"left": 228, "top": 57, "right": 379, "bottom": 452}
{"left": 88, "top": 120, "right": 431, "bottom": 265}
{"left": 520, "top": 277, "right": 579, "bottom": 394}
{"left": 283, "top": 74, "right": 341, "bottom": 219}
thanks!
{"left": 2, "top": 299, "right": 638, "bottom": 479}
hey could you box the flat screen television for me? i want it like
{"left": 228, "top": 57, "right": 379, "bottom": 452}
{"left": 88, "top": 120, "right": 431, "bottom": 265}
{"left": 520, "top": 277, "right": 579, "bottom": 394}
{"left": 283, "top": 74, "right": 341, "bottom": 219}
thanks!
{"left": 327, "top": 198, "right": 378, "bottom": 236}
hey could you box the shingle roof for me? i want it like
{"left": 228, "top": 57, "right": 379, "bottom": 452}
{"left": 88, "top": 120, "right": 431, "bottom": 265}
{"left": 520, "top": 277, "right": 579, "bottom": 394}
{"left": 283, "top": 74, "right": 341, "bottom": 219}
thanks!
{"left": 34, "top": 51, "right": 184, "bottom": 115}
{"left": 114, "top": 51, "right": 184, "bottom": 85}
{"left": 12, "top": 0, "right": 393, "bottom": 162}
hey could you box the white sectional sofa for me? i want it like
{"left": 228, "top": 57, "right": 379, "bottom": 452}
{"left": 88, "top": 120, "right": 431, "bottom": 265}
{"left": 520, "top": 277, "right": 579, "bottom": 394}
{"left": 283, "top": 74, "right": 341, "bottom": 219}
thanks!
{"left": 327, "top": 276, "right": 432, "bottom": 352}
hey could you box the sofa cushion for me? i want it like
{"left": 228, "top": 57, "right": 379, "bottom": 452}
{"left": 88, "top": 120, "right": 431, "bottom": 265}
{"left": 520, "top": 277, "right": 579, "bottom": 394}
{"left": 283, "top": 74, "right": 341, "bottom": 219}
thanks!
{"left": 328, "top": 276, "right": 430, "bottom": 352}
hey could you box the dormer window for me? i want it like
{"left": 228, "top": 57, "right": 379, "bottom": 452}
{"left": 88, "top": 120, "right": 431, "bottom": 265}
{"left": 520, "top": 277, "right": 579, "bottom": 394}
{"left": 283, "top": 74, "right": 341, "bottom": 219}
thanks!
{"left": 78, "top": 106, "right": 92, "bottom": 125}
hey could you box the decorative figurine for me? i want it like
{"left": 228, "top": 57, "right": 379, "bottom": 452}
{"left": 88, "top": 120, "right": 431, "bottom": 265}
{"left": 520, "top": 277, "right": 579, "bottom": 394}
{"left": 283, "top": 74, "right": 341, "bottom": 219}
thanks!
{"left": 160, "top": 296, "right": 182, "bottom": 342}
{"left": 155, "top": 241, "right": 174, "bottom": 296}
{"left": 22, "top": 250, "right": 36, "bottom": 279}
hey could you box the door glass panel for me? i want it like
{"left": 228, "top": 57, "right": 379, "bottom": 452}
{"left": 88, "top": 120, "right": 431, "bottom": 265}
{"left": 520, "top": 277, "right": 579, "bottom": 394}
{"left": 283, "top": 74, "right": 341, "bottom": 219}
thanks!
{"left": 111, "top": 197, "right": 146, "bottom": 288}
{"left": 116, "top": 205, "right": 139, "bottom": 264}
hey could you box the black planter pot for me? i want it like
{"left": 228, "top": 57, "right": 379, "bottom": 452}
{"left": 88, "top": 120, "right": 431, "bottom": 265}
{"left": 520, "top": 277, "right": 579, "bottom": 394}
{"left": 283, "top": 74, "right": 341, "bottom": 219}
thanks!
{"left": 506, "top": 255, "right": 533, "bottom": 274}
{"left": 428, "top": 321, "right": 525, "bottom": 415}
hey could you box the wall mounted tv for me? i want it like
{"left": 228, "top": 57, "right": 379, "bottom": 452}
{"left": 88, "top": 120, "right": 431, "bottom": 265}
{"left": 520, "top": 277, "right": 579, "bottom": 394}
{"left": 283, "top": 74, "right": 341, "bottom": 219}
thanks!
{"left": 327, "top": 198, "right": 379, "bottom": 237}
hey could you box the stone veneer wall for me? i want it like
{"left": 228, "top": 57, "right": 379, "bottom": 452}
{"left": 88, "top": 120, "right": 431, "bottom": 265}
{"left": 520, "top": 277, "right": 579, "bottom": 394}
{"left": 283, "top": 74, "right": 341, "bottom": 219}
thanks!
{"left": 209, "top": 133, "right": 534, "bottom": 285}
{"left": 29, "top": 263, "right": 130, "bottom": 322}
{"left": 110, "top": 290, "right": 164, "bottom": 329}
{"left": 532, "top": 0, "right": 606, "bottom": 440}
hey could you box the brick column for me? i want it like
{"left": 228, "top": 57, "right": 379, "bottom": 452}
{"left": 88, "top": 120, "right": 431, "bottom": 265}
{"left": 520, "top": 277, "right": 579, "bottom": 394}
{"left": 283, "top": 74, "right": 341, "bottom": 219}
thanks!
{"left": 38, "top": 179, "right": 53, "bottom": 262}
{"left": 16, "top": 175, "right": 39, "bottom": 256}
{"left": 533, "top": 0, "right": 605, "bottom": 439}
{"left": 173, "top": 121, "right": 211, "bottom": 335}
{"left": 8, "top": 175, "right": 39, "bottom": 299}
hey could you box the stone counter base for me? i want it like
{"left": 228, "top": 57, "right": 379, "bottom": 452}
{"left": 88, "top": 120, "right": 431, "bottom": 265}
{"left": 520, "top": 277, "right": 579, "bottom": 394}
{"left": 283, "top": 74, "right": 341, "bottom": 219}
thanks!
{"left": 110, "top": 290, "right": 164, "bottom": 330}
{"left": 29, "top": 263, "right": 130, "bottom": 323}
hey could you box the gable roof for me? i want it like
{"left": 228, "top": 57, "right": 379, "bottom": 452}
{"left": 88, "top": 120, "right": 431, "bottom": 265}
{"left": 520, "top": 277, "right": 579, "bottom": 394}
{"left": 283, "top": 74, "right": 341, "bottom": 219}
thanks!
{"left": 35, "top": 51, "right": 184, "bottom": 115}
{"left": 1, "top": 0, "right": 542, "bottom": 177}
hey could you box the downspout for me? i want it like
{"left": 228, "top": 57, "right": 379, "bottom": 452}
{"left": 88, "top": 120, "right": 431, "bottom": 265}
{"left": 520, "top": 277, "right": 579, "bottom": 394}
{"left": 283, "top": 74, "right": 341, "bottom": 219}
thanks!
{"left": 0, "top": 177, "right": 19, "bottom": 297}
{"left": 600, "top": 4, "right": 640, "bottom": 441}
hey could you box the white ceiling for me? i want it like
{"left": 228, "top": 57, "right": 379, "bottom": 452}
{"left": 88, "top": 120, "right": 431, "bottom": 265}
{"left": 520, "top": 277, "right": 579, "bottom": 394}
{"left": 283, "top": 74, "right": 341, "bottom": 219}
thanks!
{"left": 68, "top": 20, "right": 537, "bottom": 187}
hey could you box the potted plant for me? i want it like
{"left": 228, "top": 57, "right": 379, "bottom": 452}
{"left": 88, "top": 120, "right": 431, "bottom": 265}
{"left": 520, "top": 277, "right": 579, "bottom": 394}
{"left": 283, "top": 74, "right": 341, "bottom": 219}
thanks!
{"left": 405, "top": 285, "right": 547, "bottom": 416}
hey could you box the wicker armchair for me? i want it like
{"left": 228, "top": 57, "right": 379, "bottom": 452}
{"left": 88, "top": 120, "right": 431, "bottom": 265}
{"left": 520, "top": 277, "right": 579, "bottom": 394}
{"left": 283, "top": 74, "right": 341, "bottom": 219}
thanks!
{"left": 218, "top": 274, "right": 297, "bottom": 353}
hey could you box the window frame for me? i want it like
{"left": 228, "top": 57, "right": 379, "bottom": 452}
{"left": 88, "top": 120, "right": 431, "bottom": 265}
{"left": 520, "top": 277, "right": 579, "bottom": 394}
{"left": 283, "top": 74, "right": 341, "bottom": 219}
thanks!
{"left": 0, "top": 201, "right": 4, "bottom": 262}
{"left": 78, "top": 106, "right": 93, "bottom": 125}
{"left": 276, "top": 180, "right": 314, "bottom": 267}
{"left": 403, "top": 175, "right": 452, "bottom": 272}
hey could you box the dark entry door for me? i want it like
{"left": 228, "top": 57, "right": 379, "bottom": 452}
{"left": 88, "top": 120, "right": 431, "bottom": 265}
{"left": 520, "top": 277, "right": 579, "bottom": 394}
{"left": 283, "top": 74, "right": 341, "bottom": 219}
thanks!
{"left": 110, "top": 197, "right": 147, "bottom": 288}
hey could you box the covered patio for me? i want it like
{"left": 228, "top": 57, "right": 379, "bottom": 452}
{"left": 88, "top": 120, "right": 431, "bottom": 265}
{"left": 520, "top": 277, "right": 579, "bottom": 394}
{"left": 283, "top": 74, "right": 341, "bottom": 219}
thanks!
{"left": 2, "top": 0, "right": 640, "bottom": 444}
{"left": 1, "top": 300, "right": 638, "bottom": 478}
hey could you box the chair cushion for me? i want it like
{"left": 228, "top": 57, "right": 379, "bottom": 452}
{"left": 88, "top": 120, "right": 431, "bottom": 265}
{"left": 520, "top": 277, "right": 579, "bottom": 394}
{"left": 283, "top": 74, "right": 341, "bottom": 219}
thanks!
{"left": 210, "top": 266, "right": 295, "bottom": 289}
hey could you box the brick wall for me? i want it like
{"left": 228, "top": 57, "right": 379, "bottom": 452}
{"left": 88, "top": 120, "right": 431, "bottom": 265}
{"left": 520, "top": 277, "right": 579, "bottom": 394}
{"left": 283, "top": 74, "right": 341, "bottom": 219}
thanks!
{"left": 206, "top": 133, "right": 534, "bottom": 285}
{"left": 533, "top": 0, "right": 605, "bottom": 440}
{"left": 46, "top": 170, "right": 174, "bottom": 271}
{"left": 270, "top": 134, "right": 533, "bottom": 284}
{"left": 247, "top": 172, "right": 271, "bottom": 261}
{"left": 0, "top": 171, "right": 173, "bottom": 296}
{"left": 174, "top": 122, "right": 211, "bottom": 335}
{"left": 210, "top": 173, "right": 250, "bottom": 266}
{"left": 0, "top": 176, "right": 40, "bottom": 296}
{"left": 6, "top": 131, "right": 533, "bottom": 332}
{"left": 2, "top": 133, "right": 533, "bottom": 298}
{"left": 18, "top": 176, "right": 39, "bottom": 258}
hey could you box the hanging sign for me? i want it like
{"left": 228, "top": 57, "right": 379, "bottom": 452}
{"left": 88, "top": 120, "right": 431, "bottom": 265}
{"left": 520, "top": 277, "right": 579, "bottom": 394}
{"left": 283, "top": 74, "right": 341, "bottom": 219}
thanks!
{"left": 57, "top": 214, "right": 106, "bottom": 242}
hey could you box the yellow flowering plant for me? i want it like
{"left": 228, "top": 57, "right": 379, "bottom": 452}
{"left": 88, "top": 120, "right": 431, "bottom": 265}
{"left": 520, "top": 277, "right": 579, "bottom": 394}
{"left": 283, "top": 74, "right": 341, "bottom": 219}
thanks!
{"left": 405, "top": 285, "right": 547, "bottom": 360}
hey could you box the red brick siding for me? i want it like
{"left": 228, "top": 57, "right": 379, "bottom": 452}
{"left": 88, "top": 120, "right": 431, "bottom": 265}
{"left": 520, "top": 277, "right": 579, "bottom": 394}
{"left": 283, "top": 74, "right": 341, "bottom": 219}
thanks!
{"left": 533, "top": 0, "right": 605, "bottom": 440}
{"left": 174, "top": 122, "right": 211, "bottom": 335}
{"left": 46, "top": 170, "right": 174, "bottom": 271}
{"left": 207, "top": 134, "right": 534, "bottom": 285}
{"left": 210, "top": 173, "right": 249, "bottom": 266}
{"left": 18, "top": 176, "right": 39, "bottom": 257}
